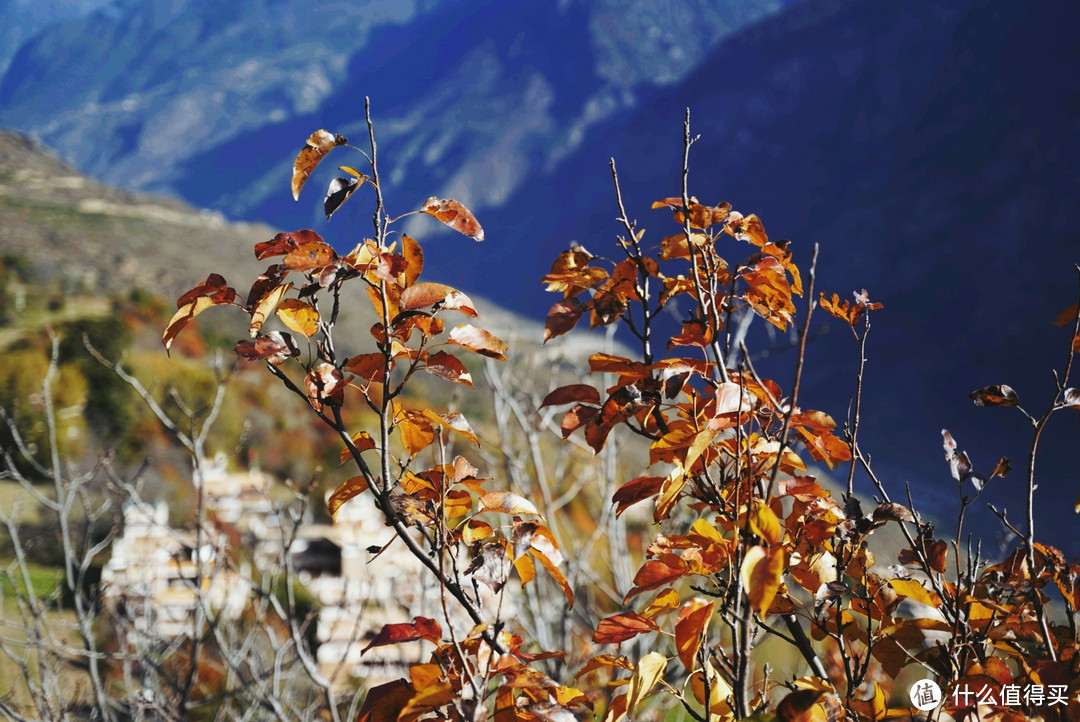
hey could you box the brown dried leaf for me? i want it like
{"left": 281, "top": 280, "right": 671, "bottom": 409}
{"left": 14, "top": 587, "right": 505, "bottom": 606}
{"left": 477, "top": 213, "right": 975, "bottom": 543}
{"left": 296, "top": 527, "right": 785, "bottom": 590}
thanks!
{"left": 593, "top": 612, "right": 659, "bottom": 644}
{"left": 420, "top": 197, "right": 485, "bottom": 241}
{"left": 400, "top": 282, "right": 478, "bottom": 316}
{"left": 361, "top": 617, "right": 442, "bottom": 653}
{"left": 292, "top": 130, "right": 346, "bottom": 201}
{"left": 235, "top": 331, "right": 299, "bottom": 366}
{"left": 544, "top": 297, "right": 586, "bottom": 342}
{"left": 674, "top": 599, "right": 714, "bottom": 671}
{"left": 283, "top": 242, "right": 338, "bottom": 272}
{"left": 540, "top": 384, "right": 601, "bottom": 408}
{"left": 969, "top": 384, "right": 1019, "bottom": 407}
{"left": 423, "top": 350, "right": 473, "bottom": 387}
{"left": 479, "top": 491, "right": 539, "bottom": 515}
{"left": 255, "top": 229, "right": 324, "bottom": 260}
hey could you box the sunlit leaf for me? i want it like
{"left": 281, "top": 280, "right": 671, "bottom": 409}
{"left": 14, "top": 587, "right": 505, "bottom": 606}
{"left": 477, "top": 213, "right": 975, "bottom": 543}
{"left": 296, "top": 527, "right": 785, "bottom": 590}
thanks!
{"left": 544, "top": 297, "right": 587, "bottom": 341}
{"left": 626, "top": 556, "right": 689, "bottom": 601}
{"left": 292, "top": 130, "right": 346, "bottom": 201}
{"left": 479, "top": 491, "right": 539, "bottom": 515}
{"left": 420, "top": 197, "right": 484, "bottom": 241}
{"left": 249, "top": 283, "right": 292, "bottom": 338}
{"left": 338, "top": 431, "right": 376, "bottom": 465}
{"left": 276, "top": 298, "right": 319, "bottom": 337}
{"left": 401, "top": 233, "right": 423, "bottom": 287}
{"left": 530, "top": 547, "right": 574, "bottom": 606}
{"left": 448, "top": 324, "right": 508, "bottom": 359}
{"left": 468, "top": 542, "right": 511, "bottom": 591}
{"left": 400, "top": 282, "right": 478, "bottom": 316}
{"left": 626, "top": 653, "right": 666, "bottom": 717}
{"left": 305, "top": 362, "right": 344, "bottom": 412}
{"left": 255, "top": 229, "right": 324, "bottom": 260}
{"left": 342, "top": 353, "right": 388, "bottom": 384}
{"left": 328, "top": 476, "right": 370, "bottom": 518}
{"left": 740, "top": 545, "right": 784, "bottom": 617}
{"left": 163, "top": 296, "right": 216, "bottom": 352}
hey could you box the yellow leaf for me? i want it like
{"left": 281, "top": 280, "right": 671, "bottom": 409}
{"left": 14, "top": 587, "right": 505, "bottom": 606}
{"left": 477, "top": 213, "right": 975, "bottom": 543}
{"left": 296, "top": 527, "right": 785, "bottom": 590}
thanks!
{"left": 626, "top": 652, "right": 666, "bottom": 716}
{"left": 750, "top": 501, "right": 783, "bottom": 547}
{"left": 327, "top": 476, "right": 369, "bottom": 518}
{"left": 740, "top": 545, "right": 785, "bottom": 616}
{"left": 276, "top": 298, "right": 320, "bottom": 337}
{"left": 249, "top": 283, "right": 292, "bottom": 338}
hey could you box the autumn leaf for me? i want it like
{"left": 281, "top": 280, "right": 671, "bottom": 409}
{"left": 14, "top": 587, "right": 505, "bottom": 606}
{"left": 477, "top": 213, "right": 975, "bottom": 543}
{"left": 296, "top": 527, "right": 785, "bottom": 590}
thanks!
{"left": 249, "top": 283, "right": 292, "bottom": 337}
{"left": 283, "top": 242, "right": 338, "bottom": 272}
{"left": 626, "top": 653, "right": 666, "bottom": 717}
{"left": 544, "top": 297, "right": 587, "bottom": 341}
{"left": 593, "top": 612, "right": 659, "bottom": 644}
{"left": 448, "top": 324, "right": 508, "bottom": 359}
{"left": 420, "top": 197, "right": 485, "bottom": 241}
{"left": 276, "top": 298, "right": 319, "bottom": 337}
{"left": 292, "top": 129, "right": 346, "bottom": 201}
{"left": 235, "top": 331, "right": 299, "bottom": 366}
{"left": 327, "top": 476, "right": 370, "bottom": 518}
{"left": 324, "top": 175, "right": 367, "bottom": 220}
{"left": 338, "top": 430, "right": 376, "bottom": 465}
{"left": 540, "top": 384, "right": 601, "bottom": 408}
{"left": 356, "top": 679, "right": 415, "bottom": 722}
{"left": 612, "top": 476, "right": 664, "bottom": 516}
{"left": 674, "top": 599, "right": 714, "bottom": 671}
{"left": 163, "top": 296, "right": 216, "bottom": 353}
{"left": 400, "top": 282, "right": 478, "bottom": 316}
{"left": 254, "top": 229, "right": 324, "bottom": 260}
{"left": 969, "top": 384, "right": 1019, "bottom": 407}
{"left": 479, "top": 491, "right": 539, "bottom": 515}
{"left": 401, "top": 234, "right": 424, "bottom": 287}
{"left": 423, "top": 350, "right": 474, "bottom": 387}
{"left": 740, "top": 545, "right": 785, "bottom": 617}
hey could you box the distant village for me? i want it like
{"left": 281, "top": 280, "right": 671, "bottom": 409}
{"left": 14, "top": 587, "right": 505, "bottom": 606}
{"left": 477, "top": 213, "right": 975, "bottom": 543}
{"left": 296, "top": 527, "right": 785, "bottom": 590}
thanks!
{"left": 99, "top": 456, "right": 452, "bottom": 689}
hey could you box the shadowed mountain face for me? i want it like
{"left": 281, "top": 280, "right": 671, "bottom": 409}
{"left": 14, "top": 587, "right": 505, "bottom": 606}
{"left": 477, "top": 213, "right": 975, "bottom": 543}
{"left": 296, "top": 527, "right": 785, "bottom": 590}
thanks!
{"left": 0, "top": 0, "right": 1077, "bottom": 554}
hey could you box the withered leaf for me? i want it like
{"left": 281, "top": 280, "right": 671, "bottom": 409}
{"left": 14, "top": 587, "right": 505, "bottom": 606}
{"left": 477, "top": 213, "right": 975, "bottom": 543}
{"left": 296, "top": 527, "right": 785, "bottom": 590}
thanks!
{"left": 969, "top": 384, "right": 1019, "bottom": 407}
{"left": 612, "top": 476, "right": 664, "bottom": 516}
{"left": 163, "top": 297, "right": 215, "bottom": 352}
{"left": 544, "top": 297, "right": 586, "bottom": 342}
{"left": 401, "top": 233, "right": 423, "bottom": 287}
{"left": 420, "top": 197, "right": 484, "bottom": 242}
{"left": 324, "top": 175, "right": 368, "bottom": 220}
{"left": 255, "top": 229, "right": 324, "bottom": 260}
{"left": 292, "top": 130, "right": 346, "bottom": 201}
{"left": 235, "top": 331, "right": 299, "bottom": 366}
{"left": 593, "top": 612, "right": 658, "bottom": 644}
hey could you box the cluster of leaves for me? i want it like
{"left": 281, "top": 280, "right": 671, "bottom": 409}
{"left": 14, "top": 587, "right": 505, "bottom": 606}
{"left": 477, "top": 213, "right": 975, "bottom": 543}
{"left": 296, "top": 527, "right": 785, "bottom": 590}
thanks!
{"left": 167, "top": 114, "right": 586, "bottom": 722}
{"left": 166, "top": 108, "right": 1080, "bottom": 722}
{"left": 535, "top": 116, "right": 1080, "bottom": 720}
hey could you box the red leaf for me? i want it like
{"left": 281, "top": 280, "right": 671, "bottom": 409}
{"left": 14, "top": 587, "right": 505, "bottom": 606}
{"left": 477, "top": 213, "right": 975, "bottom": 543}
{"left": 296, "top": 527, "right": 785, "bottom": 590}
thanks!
{"left": 593, "top": 612, "right": 659, "bottom": 644}
{"left": 544, "top": 297, "right": 586, "bottom": 342}
{"left": 356, "top": 679, "right": 416, "bottom": 722}
{"left": 540, "top": 384, "right": 601, "bottom": 408}
{"left": 420, "top": 197, "right": 484, "bottom": 241}
{"left": 612, "top": 476, "right": 664, "bottom": 516}
{"left": 626, "top": 556, "right": 689, "bottom": 600}
{"left": 291, "top": 130, "right": 346, "bottom": 201}
{"left": 424, "top": 350, "right": 474, "bottom": 387}
{"left": 176, "top": 273, "right": 236, "bottom": 308}
{"left": 560, "top": 404, "right": 598, "bottom": 439}
{"left": 254, "top": 229, "right": 324, "bottom": 260}
{"left": 361, "top": 617, "right": 442, "bottom": 653}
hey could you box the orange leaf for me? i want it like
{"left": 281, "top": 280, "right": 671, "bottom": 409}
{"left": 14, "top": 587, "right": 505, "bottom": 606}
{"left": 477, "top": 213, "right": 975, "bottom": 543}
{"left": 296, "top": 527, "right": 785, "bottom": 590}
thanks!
{"left": 400, "top": 282, "right": 477, "bottom": 316}
{"left": 163, "top": 296, "right": 216, "bottom": 352}
{"left": 443, "top": 489, "right": 473, "bottom": 519}
{"left": 327, "top": 476, "right": 370, "bottom": 518}
{"left": 342, "top": 353, "right": 388, "bottom": 384}
{"left": 401, "top": 233, "right": 424, "bottom": 287}
{"left": 544, "top": 297, "right": 586, "bottom": 341}
{"left": 356, "top": 679, "right": 415, "bottom": 722}
{"left": 420, "top": 197, "right": 485, "bottom": 241}
{"left": 674, "top": 599, "right": 714, "bottom": 671}
{"left": 397, "top": 413, "right": 435, "bottom": 456}
{"left": 612, "top": 476, "right": 664, "bottom": 516}
{"left": 291, "top": 129, "right": 346, "bottom": 201}
{"left": 593, "top": 612, "right": 659, "bottom": 644}
{"left": 283, "top": 242, "right": 338, "bottom": 272}
{"left": 530, "top": 547, "right": 574, "bottom": 606}
{"left": 627, "top": 556, "right": 689, "bottom": 601}
{"left": 338, "top": 431, "right": 376, "bottom": 465}
{"left": 176, "top": 273, "right": 236, "bottom": 308}
{"left": 448, "top": 324, "right": 508, "bottom": 359}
